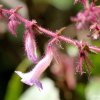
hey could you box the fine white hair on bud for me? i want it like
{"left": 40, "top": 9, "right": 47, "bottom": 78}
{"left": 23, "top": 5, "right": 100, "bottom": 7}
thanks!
{"left": 8, "top": 14, "right": 20, "bottom": 36}
{"left": 24, "top": 29, "right": 38, "bottom": 62}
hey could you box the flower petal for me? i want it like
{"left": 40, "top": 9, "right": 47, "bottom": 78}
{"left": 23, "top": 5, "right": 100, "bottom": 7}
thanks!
{"left": 15, "top": 71, "right": 43, "bottom": 89}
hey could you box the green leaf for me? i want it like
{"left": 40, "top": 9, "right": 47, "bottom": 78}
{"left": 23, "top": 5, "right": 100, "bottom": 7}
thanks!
{"left": 85, "top": 77, "right": 100, "bottom": 100}
{"left": 51, "top": 0, "right": 73, "bottom": 10}
{"left": 33, "top": 0, "right": 73, "bottom": 10}
{"left": 19, "top": 78, "right": 60, "bottom": 100}
{"left": 4, "top": 58, "right": 32, "bottom": 100}
{"left": 76, "top": 83, "right": 86, "bottom": 100}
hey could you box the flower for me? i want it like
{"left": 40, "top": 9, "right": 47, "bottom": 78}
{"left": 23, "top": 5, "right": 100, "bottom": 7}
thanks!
{"left": 15, "top": 45, "right": 53, "bottom": 89}
{"left": 8, "top": 14, "right": 20, "bottom": 36}
{"left": 24, "top": 28, "right": 38, "bottom": 62}
{"left": 51, "top": 51, "right": 76, "bottom": 90}
{"left": 89, "top": 23, "right": 100, "bottom": 39}
{"left": 76, "top": 41, "right": 93, "bottom": 75}
{"left": 72, "top": 3, "right": 100, "bottom": 30}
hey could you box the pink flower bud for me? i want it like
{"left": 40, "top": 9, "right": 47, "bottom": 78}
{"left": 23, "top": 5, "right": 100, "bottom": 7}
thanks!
{"left": 8, "top": 14, "right": 20, "bottom": 36}
{"left": 24, "top": 29, "right": 38, "bottom": 62}
{"left": 76, "top": 42, "right": 93, "bottom": 75}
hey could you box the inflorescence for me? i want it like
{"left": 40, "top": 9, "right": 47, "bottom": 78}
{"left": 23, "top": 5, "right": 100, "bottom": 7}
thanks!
{"left": 0, "top": 0, "right": 100, "bottom": 89}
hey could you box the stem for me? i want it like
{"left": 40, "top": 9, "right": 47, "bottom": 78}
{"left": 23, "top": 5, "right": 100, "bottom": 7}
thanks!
{"left": 38, "top": 26, "right": 57, "bottom": 37}
{"left": 89, "top": 46, "right": 100, "bottom": 53}
{"left": 58, "top": 36, "right": 77, "bottom": 46}
{"left": 1, "top": 7, "right": 100, "bottom": 53}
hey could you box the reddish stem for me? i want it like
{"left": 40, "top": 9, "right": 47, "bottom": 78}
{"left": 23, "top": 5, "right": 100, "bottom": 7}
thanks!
{"left": 1, "top": 7, "right": 100, "bottom": 53}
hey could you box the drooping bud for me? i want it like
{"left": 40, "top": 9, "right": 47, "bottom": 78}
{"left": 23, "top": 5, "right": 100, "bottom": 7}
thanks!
{"left": 76, "top": 41, "right": 93, "bottom": 75}
{"left": 8, "top": 14, "right": 20, "bottom": 36}
{"left": 24, "top": 29, "right": 38, "bottom": 62}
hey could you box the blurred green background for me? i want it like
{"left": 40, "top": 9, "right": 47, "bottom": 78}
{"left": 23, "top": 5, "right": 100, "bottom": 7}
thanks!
{"left": 0, "top": 0, "right": 100, "bottom": 100}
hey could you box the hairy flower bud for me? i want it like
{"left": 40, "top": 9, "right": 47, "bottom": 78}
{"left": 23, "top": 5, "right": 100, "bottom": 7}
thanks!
{"left": 8, "top": 14, "right": 20, "bottom": 36}
{"left": 76, "top": 42, "right": 93, "bottom": 75}
{"left": 24, "top": 29, "right": 38, "bottom": 62}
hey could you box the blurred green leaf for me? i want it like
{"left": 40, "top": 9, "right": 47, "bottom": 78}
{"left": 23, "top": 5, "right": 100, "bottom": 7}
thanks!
{"left": 19, "top": 78, "right": 60, "bottom": 100}
{"left": 85, "top": 77, "right": 100, "bottom": 100}
{"left": 76, "top": 83, "right": 86, "bottom": 100}
{"left": 90, "top": 41, "right": 100, "bottom": 75}
{"left": 33, "top": 0, "right": 73, "bottom": 10}
{"left": 90, "top": 54, "right": 100, "bottom": 75}
{"left": 7, "top": 24, "right": 24, "bottom": 43}
{"left": 67, "top": 45, "right": 78, "bottom": 57}
{"left": 4, "top": 58, "right": 32, "bottom": 100}
{"left": 49, "top": 0, "right": 73, "bottom": 10}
